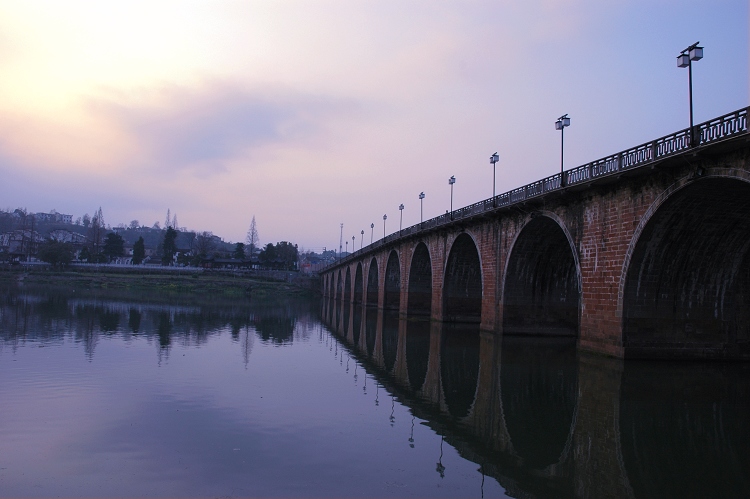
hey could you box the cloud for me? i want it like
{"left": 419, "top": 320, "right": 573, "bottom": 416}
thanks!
{"left": 95, "top": 82, "right": 358, "bottom": 177}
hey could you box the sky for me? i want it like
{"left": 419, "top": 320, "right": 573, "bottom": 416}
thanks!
{"left": 0, "top": 0, "right": 747, "bottom": 251}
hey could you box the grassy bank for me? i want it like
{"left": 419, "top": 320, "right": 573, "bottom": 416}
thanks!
{"left": 0, "top": 267, "right": 316, "bottom": 303}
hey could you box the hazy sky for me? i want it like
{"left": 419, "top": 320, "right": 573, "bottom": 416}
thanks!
{"left": 0, "top": 1, "right": 747, "bottom": 251}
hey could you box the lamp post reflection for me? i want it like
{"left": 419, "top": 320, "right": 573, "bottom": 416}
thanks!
{"left": 436, "top": 435, "right": 446, "bottom": 478}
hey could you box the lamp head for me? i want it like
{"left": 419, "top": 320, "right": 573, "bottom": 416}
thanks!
{"left": 449, "top": 175, "right": 455, "bottom": 185}
{"left": 419, "top": 192, "right": 425, "bottom": 199}
{"left": 490, "top": 152, "right": 499, "bottom": 164}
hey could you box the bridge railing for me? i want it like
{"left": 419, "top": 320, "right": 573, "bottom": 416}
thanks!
{"left": 325, "top": 107, "right": 748, "bottom": 271}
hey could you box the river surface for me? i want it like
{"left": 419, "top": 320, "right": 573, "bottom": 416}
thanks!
{"left": 0, "top": 285, "right": 748, "bottom": 498}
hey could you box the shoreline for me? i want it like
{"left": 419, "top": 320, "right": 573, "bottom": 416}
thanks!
{"left": 0, "top": 266, "right": 319, "bottom": 303}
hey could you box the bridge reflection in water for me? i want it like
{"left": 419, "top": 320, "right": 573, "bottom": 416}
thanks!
{"left": 321, "top": 297, "right": 750, "bottom": 498}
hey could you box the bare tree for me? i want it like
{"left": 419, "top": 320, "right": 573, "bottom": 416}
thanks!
{"left": 89, "top": 207, "right": 105, "bottom": 255}
{"left": 195, "top": 231, "right": 215, "bottom": 256}
{"left": 246, "top": 216, "right": 259, "bottom": 256}
{"left": 129, "top": 220, "right": 140, "bottom": 230}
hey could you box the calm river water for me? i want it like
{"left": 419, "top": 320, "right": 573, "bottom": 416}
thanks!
{"left": 0, "top": 284, "right": 748, "bottom": 498}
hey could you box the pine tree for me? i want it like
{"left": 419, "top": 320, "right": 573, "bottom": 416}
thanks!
{"left": 165, "top": 208, "right": 171, "bottom": 229}
{"left": 246, "top": 216, "right": 259, "bottom": 256}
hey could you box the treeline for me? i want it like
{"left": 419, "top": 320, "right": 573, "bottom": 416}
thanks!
{"left": 1, "top": 207, "right": 303, "bottom": 270}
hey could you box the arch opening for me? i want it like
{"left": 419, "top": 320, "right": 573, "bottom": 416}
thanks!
{"left": 405, "top": 319, "right": 431, "bottom": 392}
{"left": 407, "top": 243, "right": 432, "bottom": 317}
{"left": 440, "top": 322, "right": 480, "bottom": 418}
{"left": 503, "top": 216, "right": 579, "bottom": 336}
{"left": 384, "top": 251, "right": 401, "bottom": 311}
{"left": 623, "top": 178, "right": 750, "bottom": 358}
{"left": 353, "top": 263, "right": 364, "bottom": 305}
{"left": 443, "top": 234, "right": 482, "bottom": 323}
{"left": 336, "top": 270, "right": 343, "bottom": 302}
{"left": 382, "top": 310, "right": 399, "bottom": 373}
{"left": 500, "top": 336, "right": 578, "bottom": 469}
{"left": 366, "top": 258, "right": 379, "bottom": 307}
{"left": 343, "top": 268, "right": 352, "bottom": 304}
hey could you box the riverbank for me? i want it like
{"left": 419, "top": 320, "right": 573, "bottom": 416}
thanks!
{"left": 0, "top": 266, "right": 318, "bottom": 303}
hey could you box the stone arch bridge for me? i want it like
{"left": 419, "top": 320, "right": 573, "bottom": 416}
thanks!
{"left": 321, "top": 107, "right": 750, "bottom": 359}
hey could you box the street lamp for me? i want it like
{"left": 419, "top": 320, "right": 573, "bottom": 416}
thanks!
{"left": 399, "top": 204, "right": 404, "bottom": 234}
{"left": 339, "top": 222, "right": 344, "bottom": 261}
{"left": 419, "top": 192, "right": 425, "bottom": 226}
{"left": 346, "top": 240, "right": 348, "bottom": 254}
{"left": 360, "top": 230, "right": 364, "bottom": 249}
{"left": 448, "top": 176, "right": 456, "bottom": 220}
{"left": 352, "top": 236, "right": 355, "bottom": 253}
{"left": 383, "top": 214, "right": 387, "bottom": 239}
{"left": 490, "top": 152, "right": 499, "bottom": 206}
{"left": 555, "top": 114, "right": 570, "bottom": 186}
{"left": 677, "top": 42, "right": 703, "bottom": 146}
{"left": 370, "top": 223, "right": 374, "bottom": 244}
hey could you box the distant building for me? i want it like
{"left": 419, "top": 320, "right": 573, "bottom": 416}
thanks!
{"left": 34, "top": 210, "right": 73, "bottom": 224}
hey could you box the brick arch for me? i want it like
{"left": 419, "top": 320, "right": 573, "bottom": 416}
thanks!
{"left": 620, "top": 173, "right": 750, "bottom": 358}
{"left": 502, "top": 214, "right": 580, "bottom": 336}
{"left": 353, "top": 262, "right": 364, "bottom": 304}
{"left": 366, "top": 257, "right": 379, "bottom": 306}
{"left": 407, "top": 242, "right": 432, "bottom": 317}
{"left": 384, "top": 250, "right": 401, "bottom": 311}
{"left": 443, "top": 232, "right": 483, "bottom": 323}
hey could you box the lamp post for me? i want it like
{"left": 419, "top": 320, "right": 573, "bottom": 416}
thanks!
{"left": 555, "top": 114, "right": 570, "bottom": 186}
{"left": 339, "top": 222, "right": 344, "bottom": 261}
{"left": 360, "top": 230, "right": 364, "bottom": 249}
{"left": 448, "top": 176, "right": 455, "bottom": 220}
{"left": 419, "top": 192, "right": 425, "bottom": 227}
{"left": 346, "top": 240, "right": 348, "bottom": 254}
{"left": 352, "top": 236, "right": 355, "bottom": 253}
{"left": 490, "top": 152, "right": 499, "bottom": 206}
{"left": 399, "top": 204, "right": 404, "bottom": 234}
{"left": 383, "top": 214, "right": 387, "bottom": 239}
{"left": 370, "top": 223, "right": 374, "bottom": 244}
{"left": 677, "top": 42, "right": 703, "bottom": 146}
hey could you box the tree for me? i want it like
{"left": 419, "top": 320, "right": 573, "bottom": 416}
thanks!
{"left": 129, "top": 219, "right": 140, "bottom": 230}
{"left": 165, "top": 208, "right": 171, "bottom": 229}
{"left": 37, "top": 239, "right": 74, "bottom": 267}
{"left": 233, "top": 242, "right": 246, "bottom": 260}
{"left": 258, "top": 243, "right": 277, "bottom": 265}
{"left": 88, "top": 207, "right": 105, "bottom": 256}
{"left": 246, "top": 216, "right": 259, "bottom": 255}
{"left": 79, "top": 246, "right": 91, "bottom": 262}
{"left": 132, "top": 236, "right": 145, "bottom": 264}
{"left": 102, "top": 232, "right": 125, "bottom": 262}
{"left": 276, "top": 241, "right": 299, "bottom": 270}
{"left": 162, "top": 227, "right": 178, "bottom": 265}
{"left": 195, "top": 231, "right": 214, "bottom": 256}
{"left": 82, "top": 213, "right": 91, "bottom": 228}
